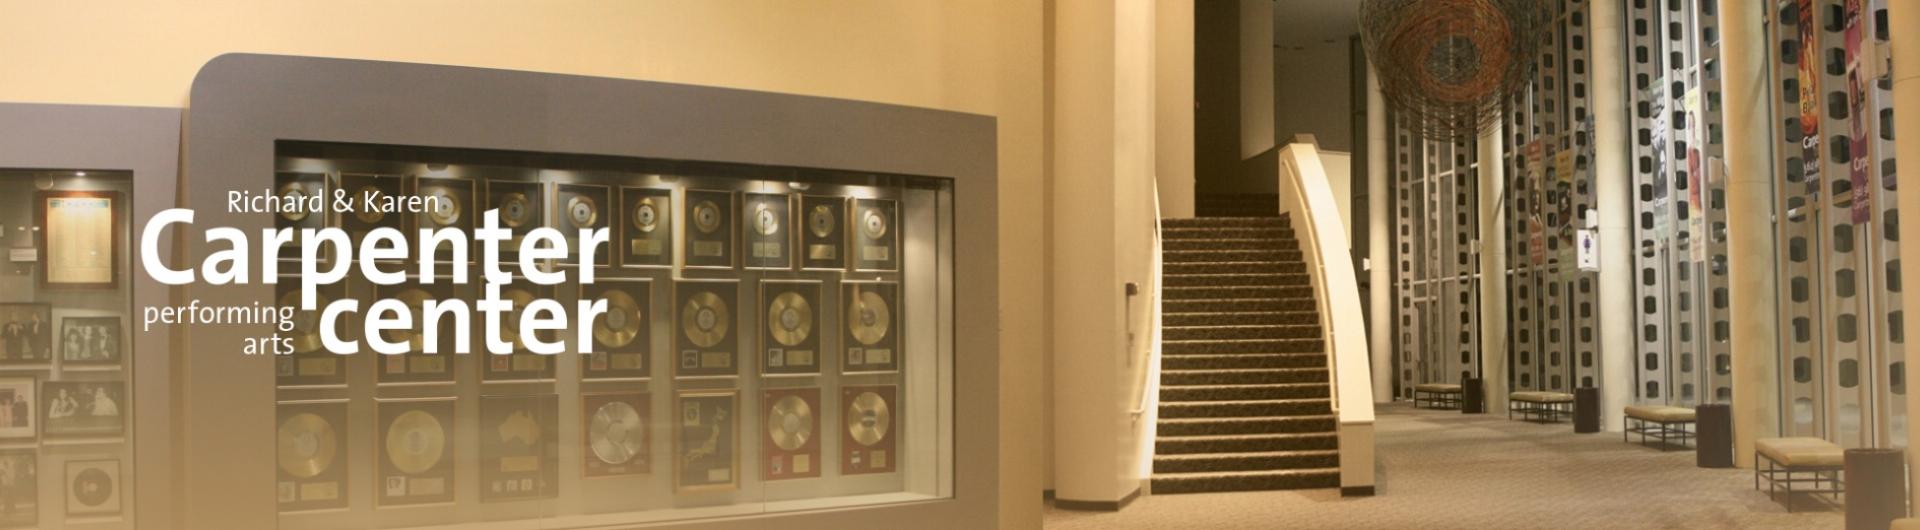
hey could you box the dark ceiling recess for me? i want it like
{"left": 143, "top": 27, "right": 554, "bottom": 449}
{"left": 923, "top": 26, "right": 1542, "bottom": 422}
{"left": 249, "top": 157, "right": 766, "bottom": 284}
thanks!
{"left": 1360, "top": 0, "right": 1547, "bottom": 141}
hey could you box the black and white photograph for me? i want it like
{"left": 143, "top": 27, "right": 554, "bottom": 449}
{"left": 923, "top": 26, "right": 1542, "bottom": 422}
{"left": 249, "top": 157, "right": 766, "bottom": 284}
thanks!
{"left": 0, "top": 305, "right": 51, "bottom": 364}
{"left": 0, "top": 380, "right": 33, "bottom": 440}
{"left": 0, "top": 450, "right": 34, "bottom": 529}
{"left": 60, "top": 316, "right": 122, "bottom": 365}
{"left": 41, "top": 381, "right": 124, "bottom": 437}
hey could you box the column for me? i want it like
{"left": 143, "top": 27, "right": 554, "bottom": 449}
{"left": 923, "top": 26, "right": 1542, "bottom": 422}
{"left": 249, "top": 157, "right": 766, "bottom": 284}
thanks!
{"left": 1155, "top": 0, "right": 1196, "bottom": 218}
{"left": 1478, "top": 121, "right": 1509, "bottom": 413}
{"left": 1237, "top": 0, "right": 1274, "bottom": 158}
{"left": 1718, "top": 0, "right": 1782, "bottom": 469}
{"left": 1367, "top": 62, "right": 1394, "bottom": 403}
{"left": 1888, "top": 0, "right": 1920, "bottom": 507}
{"left": 1589, "top": 0, "right": 1635, "bottom": 431}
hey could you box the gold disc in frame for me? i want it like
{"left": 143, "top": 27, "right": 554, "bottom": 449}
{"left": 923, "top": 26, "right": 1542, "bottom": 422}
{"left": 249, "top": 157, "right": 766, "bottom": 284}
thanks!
{"left": 425, "top": 186, "right": 461, "bottom": 227}
{"left": 859, "top": 206, "right": 888, "bottom": 240}
{"left": 567, "top": 194, "right": 599, "bottom": 228}
{"left": 633, "top": 196, "right": 662, "bottom": 233}
{"left": 384, "top": 409, "right": 447, "bottom": 475}
{"left": 588, "top": 401, "right": 645, "bottom": 464}
{"left": 767, "top": 291, "right": 813, "bottom": 347}
{"left": 499, "top": 192, "right": 533, "bottom": 228}
{"left": 354, "top": 185, "right": 387, "bottom": 225}
{"left": 845, "top": 391, "right": 891, "bottom": 447}
{"left": 766, "top": 395, "right": 813, "bottom": 451}
{"left": 808, "top": 204, "right": 836, "bottom": 238}
{"left": 499, "top": 286, "right": 535, "bottom": 347}
{"left": 593, "top": 289, "right": 642, "bottom": 349}
{"left": 692, "top": 200, "right": 722, "bottom": 234}
{"left": 847, "top": 289, "right": 891, "bottom": 346}
{"left": 380, "top": 288, "right": 433, "bottom": 350}
{"left": 681, "top": 290, "right": 731, "bottom": 349}
{"left": 276, "top": 412, "right": 339, "bottom": 479}
{"left": 753, "top": 203, "right": 780, "bottom": 236}
{"left": 278, "top": 182, "right": 310, "bottom": 223}
{"left": 279, "top": 290, "right": 330, "bottom": 354}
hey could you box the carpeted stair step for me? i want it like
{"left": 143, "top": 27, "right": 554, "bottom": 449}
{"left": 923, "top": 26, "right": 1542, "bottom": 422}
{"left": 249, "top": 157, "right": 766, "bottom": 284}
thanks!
{"left": 1163, "top": 298, "right": 1316, "bottom": 313}
{"left": 1164, "top": 261, "right": 1307, "bottom": 275}
{"left": 1160, "top": 383, "right": 1330, "bottom": 402}
{"left": 1163, "top": 226, "right": 1293, "bottom": 240}
{"left": 1163, "top": 325, "right": 1319, "bottom": 341}
{"left": 1164, "top": 311, "right": 1319, "bottom": 327}
{"left": 1154, "top": 432, "right": 1338, "bottom": 455}
{"left": 1149, "top": 468, "right": 1340, "bottom": 494}
{"left": 1164, "top": 286, "right": 1312, "bottom": 301}
{"left": 1155, "top": 415, "right": 1338, "bottom": 436}
{"left": 1161, "top": 368, "right": 1328, "bottom": 386}
{"left": 1164, "top": 238, "right": 1299, "bottom": 251}
{"left": 1161, "top": 353, "right": 1328, "bottom": 370}
{"left": 1157, "top": 399, "right": 1332, "bottom": 419}
{"left": 1162, "top": 273, "right": 1310, "bottom": 288}
{"left": 1162, "top": 338, "right": 1323, "bottom": 354}
{"left": 1162, "top": 216, "right": 1288, "bottom": 229}
{"left": 1152, "top": 450, "right": 1341, "bottom": 474}
{"left": 1162, "top": 249, "right": 1302, "bottom": 263}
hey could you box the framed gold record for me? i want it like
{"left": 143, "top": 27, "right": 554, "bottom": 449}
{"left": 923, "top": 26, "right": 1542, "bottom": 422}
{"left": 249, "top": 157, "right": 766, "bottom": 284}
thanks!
{"left": 277, "top": 400, "right": 348, "bottom": 512}
{"left": 799, "top": 195, "right": 848, "bottom": 270}
{"left": 850, "top": 198, "right": 900, "bottom": 271}
{"left": 674, "top": 390, "right": 739, "bottom": 492}
{"left": 274, "top": 172, "right": 329, "bottom": 262}
{"left": 759, "top": 280, "right": 822, "bottom": 376}
{"left": 479, "top": 394, "right": 559, "bottom": 502}
{"left": 841, "top": 385, "right": 898, "bottom": 475}
{"left": 483, "top": 279, "right": 557, "bottom": 382}
{"left": 842, "top": 281, "right": 902, "bottom": 373}
{"left": 276, "top": 279, "right": 348, "bottom": 387}
{"left": 620, "top": 186, "right": 674, "bottom": 268}
{"left": 583, "top": 392, "right": 651, "bottom": 478}
{"left": 743, "top": 192, "right": 792, "bottom": 269}
{"left": 340, "top": 173, "right": 406, "bottom": 236}
{"left": 556, "top": 183, "right": 613, "bottom": 267}
{"left": 582, "top": 278, "right": 651, "bottom": 380}
{"left": 413, "top": 176, "right": 475, "bottom": 263}
{"left": 375, "top": 398, "right": 455, "bottom": 506}
{"left": 761, "top": 387, "right": 821, "bottom": 480}
{"left": 682, "top": 189, "right": 736, "bottom": 269}
{"left": 372, "top": 279, "right": 457, "bottom": 385}
{"left": 673, "top": 280, "right": 739, "bottom": 378}
{"left": 485, "top": 179, "right": 545, "bottom": 261}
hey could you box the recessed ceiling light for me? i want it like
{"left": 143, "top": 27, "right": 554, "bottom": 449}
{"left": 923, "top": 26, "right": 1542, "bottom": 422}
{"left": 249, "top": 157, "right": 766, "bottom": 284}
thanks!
{"left": 75, "top": 171, "right": 86, "bottom": 177}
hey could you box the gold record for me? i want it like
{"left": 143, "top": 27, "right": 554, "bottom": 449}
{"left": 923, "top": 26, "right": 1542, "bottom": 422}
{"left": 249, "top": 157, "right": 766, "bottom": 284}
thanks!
{"left": 381, "top": 288, "right": 434, "bottom": 350}
{"left": 808, "top": 204, "right": 836, "bottom": 238}
{"left": 753, "top": 202, "right": 780, "bottom": 236}
{"left": 425, "top": 186, "right": 461, "bottom": 227}
{"left": 355, "top": 185, "right": 387, "bottom": 225}
{"left": 846, "top": 391, "right": 891, "bottom": 447}
{"left": 277, "top": 412, "right": 338, "bottom": 479}
{"left": 500, "top": 287, "right": 535, "bottom": 347}
{"left": 593, "top": 289, "right": 642, "bottom": 349}
{"left": 766, "top": 395, "right": 813, "bottom": 451}
{"left": 500, "top": 192, "right": 533, "bottom": 228}
{"left": 848, "top": 289, "right": 891, "bottom": 346}
{"left": 589, "top": 401, "right": 645, "bottom": 464}
{"left": 279, "top": 290, "right": 331, "bottom": 354}
{"left": 681, "top": 290, "right": 730, "bottom": 348}
{"left": 278, "top": 182, "right": 310, "bottom": 223}
{"left": 633, "top": 196, "right": 662, "bottom": 233}
{"left": 385, "top": 409, "right": 447, "bottom": 475}
{"left": 567, "top": 194, "right": 599, "bottom": 228}
{"left": 692, "top": 200, "right": 722, "bottom": 234}
{"left": 860, "top": 207, "right": 888, "bottom": 240}
{"left": 767, "top": 291, "right": 813, "bottom": 346}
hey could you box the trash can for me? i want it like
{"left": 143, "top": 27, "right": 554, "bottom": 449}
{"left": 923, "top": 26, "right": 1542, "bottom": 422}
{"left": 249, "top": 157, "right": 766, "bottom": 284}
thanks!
{"left": 1574, "top": 387, "right": 1601, "bottom": 433}
{"left": 1845, "top": 448, "right": 1906, "bottom": 530}
{"left": 1695, "top": 404, "right": 1732, "bottom": 468}
{"left": 1461, "top": 377, "right": 1485, "bottom": 414}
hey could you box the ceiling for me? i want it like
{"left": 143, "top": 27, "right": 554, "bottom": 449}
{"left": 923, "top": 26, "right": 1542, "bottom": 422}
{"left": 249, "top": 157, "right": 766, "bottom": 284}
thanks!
{"left": 1272, "top": 0, "right": 1362, "bottom": 49}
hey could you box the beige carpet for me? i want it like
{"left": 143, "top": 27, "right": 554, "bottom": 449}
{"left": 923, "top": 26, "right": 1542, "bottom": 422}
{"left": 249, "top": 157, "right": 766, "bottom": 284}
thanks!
{"left": 1046, "top": 403, "right": 1853, "bottom": 529}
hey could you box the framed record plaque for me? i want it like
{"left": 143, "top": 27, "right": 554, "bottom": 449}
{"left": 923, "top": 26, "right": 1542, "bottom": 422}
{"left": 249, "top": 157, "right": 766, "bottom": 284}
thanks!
{"left": 583, "top": 392, "right": 651, "bottom": 478}
{"left": 842, "top": 282, "right": 901, "bottom": 373}
{"left": 373, "top": 281, "right": 456, "bottom": 384}
{"left": 760, "top": 280, "right": 822, "bottom": 376}
{"left": 376, "top": 398, "right": 455, "bottom": 506}
{"left": 65, "top": 459, "right": 121, "bottom": 517}
{"left": 275, "top": 172, "right": 328, "bottom": 261}
{"left": 673, "top": 280, "right": 739, "bottom": 378}
{"left": 743, "top": 192, "right": 792, "bottom": 269}
{"left": 276, "top": 400, "right": 347, "bottom": 512}
{"left": 278, "top": 279, "right": 347, "bottom": 387}
{"left": 37, "top": 189, "right": 121, "bottom": 289}
{"left": 583, "top": 279, "right": 651, "bottom": 380}
{"left": 0, "top": 450, "right": 35, "bottom": 528}
{"left": 340, "top": 173, "right": 407, "bottom": 243}
{"left": 556, "top": 183, "right": 613, "bottom": 267}
{"left": 800, "top": 195, "right": 847, "bottom": 270}
{"left": 485, "top": 179, "right": 546, "bottom": 262}
{"left": 414, "top": 176, "right": 475, "bottom": 263}
{"left": 620, "top": 186, "right": 674, "bottom": 267}
{"left": 483, "top": 280, "right": 558, "bottom": 382}
{"left": 479, "top": 394, "right": 560, "bottom": 502}
{"left": 850, "top": 198, "right": 899, "bottom": 271}
{"left": 674, "top": 390, "right": 738, "bottom": 492}
{"left": 762, "top": 387, "right": 821, "bottom": 481}
{"left": 682, "top": 189, "right": 736, "bottom": 269}
{"left": 841, "top": 385, "right": 898, "bottom": 475}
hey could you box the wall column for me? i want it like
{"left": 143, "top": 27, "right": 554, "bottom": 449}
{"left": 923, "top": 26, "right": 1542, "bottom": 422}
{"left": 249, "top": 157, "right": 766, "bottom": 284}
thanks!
{"left": 1887, "top": 0, "right": 1920, "bottom": 506}
{"left": 1236, "top": 0, "right": 1274, "bottom": 159}
{"left": 1718, "top": 0, "right": 1782, "bottom": 469}
{"left": 1478, "top": 121, "right": 1509, "bottom": 413}
{"left": 1366, "top": 63, "right": 1394, "bottom": 403}
{"left": 1589, "top": 0, "right": 1634, "bottom": 431}
{"left": 1155, "top": 0, "right": 1196, "bottom": 218}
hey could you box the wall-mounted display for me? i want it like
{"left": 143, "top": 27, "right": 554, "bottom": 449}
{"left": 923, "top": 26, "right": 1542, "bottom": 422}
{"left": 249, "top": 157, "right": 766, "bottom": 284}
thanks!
{"left": 800, "top": 195, "right": 848, "bottom": 270}
{"left": 841, "top": 385, "right": 897, "bottom": 475}
{"left": 415, "top": 176, "right": 475, "bottom": 263}
{"left": 60, "top": 316, "right": 122, "bottom": 366}
{"left": 760, "top": 281, "right": 821, "bottom": 376}
{"left": 376, "top": 398, "right": 455, "bottom": 506}
{"left": 0, "top": 379, "right": 35, "bottom": 439}
{"left": 583, "top": 279, "right": 651, "bottom": 380}
{"left": 675, "top": 280, "right": 739, "bottom": 378}
{"left": 484, "top": 280, "right": 557, "bottom": 382}
{"left": 479, "top": 394, "right": 559, "bottom": 502}
{"left": 278, "top": 280, "right": 347, "bottom": 387}
{"left": 277, "top": 400, "right": 347, "bottom": 512}
{"left": 275, "top": 172, "right": 328, "bottom": 261}
{"left": 341, "top": 173, "right": 406, "bottom": 240}
{"left": 761, "top": 387, "right": 820, "bottom": 481}
{"left": 674, "top": 390, "right": 738, "bottom": 492}
{"left": 41, "top": 381, "right": 124, "bottom": 438}
{"left": 374, "top": 281, "right": 456, "bottom": 384}
{"left": 556, "top": 183, "right": 613, "bottom": 267}
{"left": 38, "top": 190, "right": 121, "bottom": 289}
{"left": 843, "top": 282, "right": 900, "bottom": 373}
{"left": 582, "top": 392, "right": 650, "bottom": 478}
{"left": 0, "top": 450, "right": 36, "bottom": 528}
{"left": 621, "top": 187, "right": 674, "bottom": 267}
{"left": 486, "top": 180, "right": 546, "bottom": 262}
{"left": 683, "top": 189, "right": 736, "bottom": 269}
{"left": 851, "top": 198, "right": 899, "bottom": 271}
{"left": 0, "top": 304, "right": 52, "bottom": 365}
{"left": 743, "top": 192, "right": 792, "bottom": 269}
{"left": 64, "top": 459, "right": 121, "bottom": 517}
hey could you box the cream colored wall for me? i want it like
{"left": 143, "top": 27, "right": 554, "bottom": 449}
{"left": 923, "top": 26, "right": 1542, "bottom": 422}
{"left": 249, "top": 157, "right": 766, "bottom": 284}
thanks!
{"left": 0, "top": 1, "right": 1047, "bottom": 528}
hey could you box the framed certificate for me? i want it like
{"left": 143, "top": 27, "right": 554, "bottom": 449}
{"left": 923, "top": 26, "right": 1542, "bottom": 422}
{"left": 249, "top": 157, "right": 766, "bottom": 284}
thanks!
{"left": 37, "top": 190, "right": 121, "bottom": 289}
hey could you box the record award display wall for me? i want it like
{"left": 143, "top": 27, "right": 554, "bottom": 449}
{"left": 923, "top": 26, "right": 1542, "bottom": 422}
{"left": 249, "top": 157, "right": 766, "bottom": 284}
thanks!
{"left": 272, "top": 142, "right": 950, "bottom": 529}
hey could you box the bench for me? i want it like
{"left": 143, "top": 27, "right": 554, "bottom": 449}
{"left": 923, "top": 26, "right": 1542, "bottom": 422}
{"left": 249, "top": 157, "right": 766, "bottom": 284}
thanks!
{"left": 1892, "top": 518, "right": 1920, "bottom": 530}
{"left": 1754, "top": 437, "right": 1845, "bottom": 512}
{"left": 1413, "top": 383, "right": 1462, "bottom": 409}
{"left": 1624, "top": 405, "right": 1696, "bottom": 450}
{"left": 1507, "top": 391, "right": 1574, "bottom": 422}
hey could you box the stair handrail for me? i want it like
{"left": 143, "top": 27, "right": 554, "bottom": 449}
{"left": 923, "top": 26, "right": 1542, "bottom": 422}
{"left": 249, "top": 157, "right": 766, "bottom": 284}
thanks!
{"left": 1130, "top": 185, "right": 1165, "bottom": 418}
{"left": 1273, "top": 140, "right": 1377, "bottom": 494}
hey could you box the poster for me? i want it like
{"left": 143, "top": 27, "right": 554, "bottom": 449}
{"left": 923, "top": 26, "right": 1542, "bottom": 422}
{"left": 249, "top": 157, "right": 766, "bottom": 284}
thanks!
{"left": 1845, "top": 0, "right": 1871, "bottom": 224}
{"left": 39, "top": 191, "right": 118, "bottom": 288}
{"left": 1798, "top": 0, "right": 1823, "bottom": 196}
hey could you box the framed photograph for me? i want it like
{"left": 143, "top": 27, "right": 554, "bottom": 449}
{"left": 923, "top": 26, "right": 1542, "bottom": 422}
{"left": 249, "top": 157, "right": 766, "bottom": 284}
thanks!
{"left": 673, "top": 390, "right": 738, "bottom": 492}
{"left": 0, "top": 379, "right": 34, "bottom": 439}
{"left": 37, "top": 190, "right": 122, "bottom": 289}
{"left": 65, "top": 459, "right": 121, "bottom": 517}
{"left": 59, "top": 316, "right": 122, "bottom": 366}
{"left": 41, "top": 380, "right": 124, "bottom": 438}
{"left": 0, "top": 450, "right": 35, "bottom": 528}
{"left": 478, "top": 394, "right": 559, "bottom": 502}
{"left": 0, "top": 305, "right": 52, "bottom": 365}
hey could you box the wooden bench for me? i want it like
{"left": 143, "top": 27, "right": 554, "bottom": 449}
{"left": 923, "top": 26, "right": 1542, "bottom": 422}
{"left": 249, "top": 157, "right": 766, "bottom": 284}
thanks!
{"left": 1507, "top": 391, "right": 1574, "bottom": 422}
{"left": 1413, "top": 383, "right": 1462, "bottom": 409}
{"left": 1754, "top": 437, "right": 1845, "bottom": 512}
{"left": 1624, "top": 405, "right": 1696, "bottom": 450}
{"left": 1892, "top": 518, "right": 1920, "bottom": 530}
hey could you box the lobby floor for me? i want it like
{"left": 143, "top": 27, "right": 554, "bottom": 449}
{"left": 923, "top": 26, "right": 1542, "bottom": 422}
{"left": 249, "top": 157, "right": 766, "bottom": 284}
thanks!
{"left": 1045, "top": 403, "right": 1849, "bottom": 529}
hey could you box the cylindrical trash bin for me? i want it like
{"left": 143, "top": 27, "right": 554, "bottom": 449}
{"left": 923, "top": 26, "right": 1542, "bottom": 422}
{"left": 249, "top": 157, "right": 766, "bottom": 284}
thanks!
{"left": 1845, "top": 448, "right": 1906, "bottom": 530}
{"left": 1574, "top": 387, "right": 1601, "bottom": 433}
{"left": 1695, "top": 404, "right": 1732, "bottom": 468}
{"left": 1461, "top": 377, "right": 1485, "bottom": 414}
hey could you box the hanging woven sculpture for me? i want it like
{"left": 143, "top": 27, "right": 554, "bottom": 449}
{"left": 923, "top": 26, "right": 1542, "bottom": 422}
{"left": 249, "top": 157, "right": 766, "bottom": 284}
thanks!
{"left": 1360, "top": 0, "right": 1549, "bottom": 141}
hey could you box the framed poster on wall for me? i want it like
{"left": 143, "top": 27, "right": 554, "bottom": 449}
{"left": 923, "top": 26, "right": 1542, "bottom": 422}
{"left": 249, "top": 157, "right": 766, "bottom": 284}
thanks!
{"left": 37, "top": 190, "right": 121, "bottom": 289}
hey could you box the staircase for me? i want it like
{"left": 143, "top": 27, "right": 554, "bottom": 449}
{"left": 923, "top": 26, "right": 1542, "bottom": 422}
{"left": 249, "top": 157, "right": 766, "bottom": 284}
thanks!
{"left": 1152, "top": 212, "right": 1340, "bottom": 494}
{"left": 1195, "top": 193, "right": 1280, "bottom": 217}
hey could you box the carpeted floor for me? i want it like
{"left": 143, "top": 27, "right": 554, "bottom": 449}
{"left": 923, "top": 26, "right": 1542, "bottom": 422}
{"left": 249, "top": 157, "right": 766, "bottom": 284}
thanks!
{"left": 1045, "top": 403, "right": 1849, "bottom": 529}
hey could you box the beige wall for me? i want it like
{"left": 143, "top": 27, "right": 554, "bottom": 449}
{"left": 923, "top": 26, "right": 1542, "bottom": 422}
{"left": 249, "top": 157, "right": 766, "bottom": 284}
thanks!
{"left": 1274, "top": 43, "right": 1354, "bottom": 152}
{"left": 0, "top": 1, "right": 1048, "bottom": 528}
